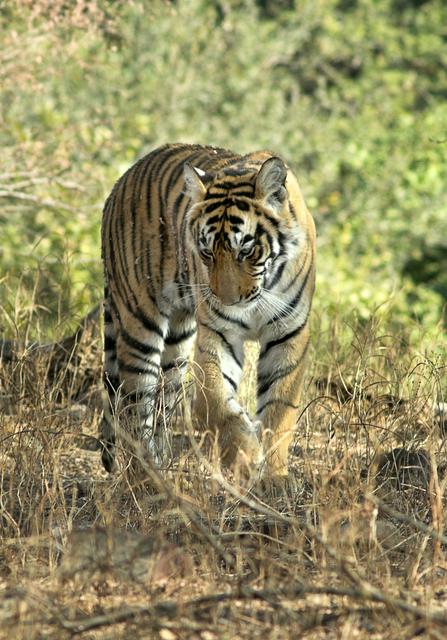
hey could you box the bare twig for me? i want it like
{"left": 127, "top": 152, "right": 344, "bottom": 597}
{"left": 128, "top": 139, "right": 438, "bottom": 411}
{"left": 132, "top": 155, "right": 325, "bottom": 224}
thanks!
{"left": 55, "top": 581, "right": 447, "bottom": 634}
{"left": 367, "top": 493, "right": 447, "bottom": 546}
{"left": 0, "top": 189, "right": 76, "bottom": 211}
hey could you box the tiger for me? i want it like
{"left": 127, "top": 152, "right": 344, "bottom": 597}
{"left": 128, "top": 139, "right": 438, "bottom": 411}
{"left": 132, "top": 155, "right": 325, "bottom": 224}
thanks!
{"left": 100, "top": 143, "right": 316, "bottom": 480}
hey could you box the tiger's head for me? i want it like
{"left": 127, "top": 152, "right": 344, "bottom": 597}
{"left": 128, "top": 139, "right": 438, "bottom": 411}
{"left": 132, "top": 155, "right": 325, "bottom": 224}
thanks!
{"left": 184, "top": 156, "right": 301, "bottom": 308}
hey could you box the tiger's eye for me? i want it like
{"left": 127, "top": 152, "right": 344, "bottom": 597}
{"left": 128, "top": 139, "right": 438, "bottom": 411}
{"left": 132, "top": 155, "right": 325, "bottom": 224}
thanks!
{"left": 200, "top": 249, "right": 213, "bottom": 263}
{"left": 238, "top": 245, "right": 255, "bottom": 262}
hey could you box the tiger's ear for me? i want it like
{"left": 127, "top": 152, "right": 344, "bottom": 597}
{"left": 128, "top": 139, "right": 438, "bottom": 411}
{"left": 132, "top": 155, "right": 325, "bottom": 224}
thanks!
{"left": 184, "top": 164, "right": 207, "bottom": 200}
{"left": 255, "top": 157, "right": 288, "bottom": 207}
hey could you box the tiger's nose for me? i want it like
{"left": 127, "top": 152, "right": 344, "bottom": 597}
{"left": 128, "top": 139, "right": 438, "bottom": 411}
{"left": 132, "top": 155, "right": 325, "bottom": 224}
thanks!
{"left": 213, "top": 289, "right": 241, "bottom": 306}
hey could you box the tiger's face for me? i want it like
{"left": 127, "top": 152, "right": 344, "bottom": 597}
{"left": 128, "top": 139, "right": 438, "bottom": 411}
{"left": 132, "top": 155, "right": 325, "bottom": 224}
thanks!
{"left": 196, "top": 208, "right": 275, "bottom": 306}
{"left": 185, "top": 157, "right": 291, "bottom": 308}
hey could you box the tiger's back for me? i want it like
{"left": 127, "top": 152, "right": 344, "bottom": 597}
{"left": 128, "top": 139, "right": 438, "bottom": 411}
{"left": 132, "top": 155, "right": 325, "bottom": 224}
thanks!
{"left": 101, "top": 143, "right": 315, "bottom": 478}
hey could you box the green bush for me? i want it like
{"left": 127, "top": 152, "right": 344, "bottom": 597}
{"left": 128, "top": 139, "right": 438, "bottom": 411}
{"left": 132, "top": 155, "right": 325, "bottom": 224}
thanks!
{"left": 1, "top": 0, "right": 446, "bottom": 337}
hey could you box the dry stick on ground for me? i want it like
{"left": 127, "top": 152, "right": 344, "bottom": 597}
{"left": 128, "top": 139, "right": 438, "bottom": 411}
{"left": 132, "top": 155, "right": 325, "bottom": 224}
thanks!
{"left": 54, "top": 581, "right": 447, "bottom": 635}
{"left": 5, "top": 574, "right": 446, "bottom": 634}
{"left": 177, "top": 434, "right": 447, "bottom": 629}
{"left": 367, "top": 487, "right": 447, "bottom": 588}
{"left": 367, "top": 492, "right": 447, "bottom": 547}
{"left": 429, "top": 451, "right": 444, "bottom": 564}
{"left": 54, "top": 589, "right": 345, "bottom": 634}
{"left": 115, "top": 434, "right": 239, "bottom": 572}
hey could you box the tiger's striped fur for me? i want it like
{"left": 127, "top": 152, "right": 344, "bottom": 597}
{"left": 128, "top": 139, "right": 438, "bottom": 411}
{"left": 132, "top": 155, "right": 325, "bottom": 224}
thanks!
{"left": 101, "top": 143, "right": 316, "bottom": 478}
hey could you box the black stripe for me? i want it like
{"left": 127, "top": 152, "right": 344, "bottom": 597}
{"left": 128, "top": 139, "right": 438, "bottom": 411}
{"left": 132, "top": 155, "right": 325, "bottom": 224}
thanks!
{"left": 205, "top": 199, "right": 251, "bottom": 215}
{"left": 256, "top": 398, "right": 299, "bottom": 415}
{"left": 121, "top": 327, "right": 161, "bottom": 355}
{"left": 159, "top": 151, "right": 187, "bottom": 288}
{"left": 133, "top": 158, "right": 154, "bottom": 286}
{"left": 281, "top": 247, "right": 309, "bottom": 294}
{"left": 172, "top": 190, "right": 187, "bottom": 220}
{"left": 126, "top": 347, "right": 160, "bottom": 367}
{"left": 264, "top": 230, "right": 274, "bottom": 252}
{"left": 209, "top": 306, "right": 250, "bottom": 330}
{"left": 104, "top": 334, "right": 116, "bottom": 351}
{"left": 117, "top": 361, "right": 159, "bottom": 377}
{"left": 204, "top": 191, "right": 252, "bottom": 201}
{"left": 254, "top": 222, "right": 266, "bottom": 240}
{"left": 109, "top": 295, "right": 120, "bottom": 318}
{"left": 213, "top": 180, "right": 253, "bottom": 190}
{"left": 233, "top": 199, "right": 249, "bottom": 211}
{"left": 196, "top": 344, "right": 220, "bottom": 367}
{"left": 267, "top": 260, "right": 286, "bottom": 289}
{"left": 206, "top": 213, "right": 223, "bottom": 225}
{"left": 205, "top": 201, "right": 225, "bottom": 214}
{"left": 164, "top": 158, "right": 187, "bottom": 203}
{"left": 220, "top": 168, "right": 248, "bottom": 177}
{"left": 162, "top": 358, "right": 188, "bottom": 372}
{"left": 228, "top": 214, "right": 244, "bottom": 225}
{"left": 267, "top": 263, "right": 312, "bottom": 325}
{"left": 289, "top": 202, "right": 298, "bottom": 220}
{"left": 191, "top": 252, "right": 200, "bottom": 289}
{"left": 260, "top": 320, "right": 307, "bottom": 356}
{"left": 173, "top": 191, "right": 190, "bottom": 283}
{"left": 135, "top": 308, "right": 165, "bottom": 337}
{"left": 199, "top": 321, "right": 243, "bottom": 369}
{"left": 255, "top": 208, "right": 279, "bottom": 228}
{"left": 130, "top": 158, "right": 149, "bottom": 282}
{"left": 138, "top": 411, "right": 154, "bottom": 422}
{"left": 125, "top": 388, "right": 156, "bottom": 404}
{"left": 276, "top": 230, "right": 287, "bottom": 257}
{"left": 110, "top": 203, "right": 143, "bottom": 312}
{"left": 118, "top": 177, "right": 129, "bottom": 274}
{"left": 230, "top": 190, "right": 254, "bottom": 197}
{"left": 223, "top": 372, "right": 237, "bottom": 391}
{"left": 204, "top": 191, "right": 227, "bottom": 200}
{"left": 165, "top": 326, "right": 196, "bottom": 345}
{"left": 257, "top": 338, "right": 310, "bottom": 396}
{"left": 110, "top": 193, "right": 134, "bottom": 306}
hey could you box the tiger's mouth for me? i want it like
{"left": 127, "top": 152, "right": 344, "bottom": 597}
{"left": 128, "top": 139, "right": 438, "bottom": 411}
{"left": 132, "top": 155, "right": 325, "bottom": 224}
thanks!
{"left": 210, "top": 293, "right": 241, "bottom": 308}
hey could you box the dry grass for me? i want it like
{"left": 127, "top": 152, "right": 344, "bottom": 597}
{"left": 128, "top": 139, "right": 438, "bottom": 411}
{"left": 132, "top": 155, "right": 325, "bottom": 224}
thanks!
{"left": 0, "top": 307, "right": 446, "bottom": 640}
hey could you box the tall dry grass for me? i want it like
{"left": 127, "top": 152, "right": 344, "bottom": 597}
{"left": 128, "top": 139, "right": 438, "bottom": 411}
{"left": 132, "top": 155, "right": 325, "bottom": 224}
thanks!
{"left": 0, "top": 300, "right": 446, "bottom": 639}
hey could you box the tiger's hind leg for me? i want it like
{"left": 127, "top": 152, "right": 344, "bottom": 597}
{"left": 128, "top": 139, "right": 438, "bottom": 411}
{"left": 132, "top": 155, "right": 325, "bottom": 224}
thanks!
{"left": 100, "top": 292, "right": 170, "bottom": 472}
{"left": 113, "top": 305, "right": 168, "bottom": 469}
{"left": 100, "top": 293, "right": 120, "bottom": 472}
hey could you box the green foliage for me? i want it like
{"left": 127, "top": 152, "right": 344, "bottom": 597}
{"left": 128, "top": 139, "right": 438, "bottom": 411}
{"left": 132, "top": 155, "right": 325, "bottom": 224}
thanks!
{"left": 1, "top": 0, "right": 446, "bottom": 336}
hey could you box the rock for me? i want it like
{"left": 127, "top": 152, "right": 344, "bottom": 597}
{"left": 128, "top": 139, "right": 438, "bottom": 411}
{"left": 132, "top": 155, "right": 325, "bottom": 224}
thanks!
{"left": 58, "top": 527, "right": 193, "bottom": 585}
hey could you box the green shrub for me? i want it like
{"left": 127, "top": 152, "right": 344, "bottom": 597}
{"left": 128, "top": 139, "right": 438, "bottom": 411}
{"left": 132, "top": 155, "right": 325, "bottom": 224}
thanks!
{"left": 1, "top": 0, "right": 446, "bottom": 338}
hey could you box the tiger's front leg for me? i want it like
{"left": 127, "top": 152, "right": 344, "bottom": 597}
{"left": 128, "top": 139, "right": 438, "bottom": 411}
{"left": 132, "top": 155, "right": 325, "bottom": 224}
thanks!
{"left": 193, "top": 322, "right": 263, "bottom": 471}
{"left": 257, "top": 324, "right": 311, "bottom": 477}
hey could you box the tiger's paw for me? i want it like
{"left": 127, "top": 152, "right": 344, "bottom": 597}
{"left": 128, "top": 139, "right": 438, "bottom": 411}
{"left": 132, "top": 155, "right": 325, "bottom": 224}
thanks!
{"left": 218, "top": 414, "right": 264, "bottom": 475}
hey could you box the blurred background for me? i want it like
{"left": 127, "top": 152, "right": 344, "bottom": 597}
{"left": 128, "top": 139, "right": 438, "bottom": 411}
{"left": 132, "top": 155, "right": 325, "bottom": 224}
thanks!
{"left": 1, "top": 0, "right": 446, "bottom": 343}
